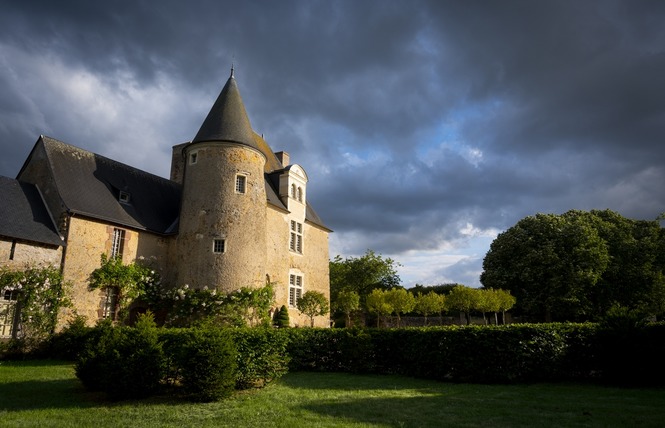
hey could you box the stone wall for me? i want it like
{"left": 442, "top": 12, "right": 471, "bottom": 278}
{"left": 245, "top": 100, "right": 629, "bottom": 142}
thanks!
{"left": 58, "top": 216, "right": 172, "bottom": 328}
{"left": 0, "top": 238, "right": 62, "bottom": 269}
{"left": 266, "top": 207, "right": 330, "bottom": 327}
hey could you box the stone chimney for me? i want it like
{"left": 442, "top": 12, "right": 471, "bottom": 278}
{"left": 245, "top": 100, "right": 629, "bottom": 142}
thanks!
{"left": 170, "top": 142, "right": 189, "bottom": 183}
{"left": 275, "top": 151, "right": 289, "bottom": 167}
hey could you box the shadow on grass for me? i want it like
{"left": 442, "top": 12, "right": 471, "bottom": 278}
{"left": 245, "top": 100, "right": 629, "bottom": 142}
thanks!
{"left": 0, "top": 378, "right": 102, "bottom": 411}
{"left": 280, "top": 371, "right": 445, "bottom": 393}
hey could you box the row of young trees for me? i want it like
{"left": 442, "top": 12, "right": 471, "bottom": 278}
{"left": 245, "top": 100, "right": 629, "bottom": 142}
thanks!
{"left": 330, "top": 250, "right": 516, "bottom": 327}
{"left": 337, "top": 285, "right": 515, "bottom": 327}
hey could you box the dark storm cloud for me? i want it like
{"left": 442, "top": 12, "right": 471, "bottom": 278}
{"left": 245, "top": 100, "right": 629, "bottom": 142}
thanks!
{"left": 1, "top": 0, "right": 663, "bottom": 285}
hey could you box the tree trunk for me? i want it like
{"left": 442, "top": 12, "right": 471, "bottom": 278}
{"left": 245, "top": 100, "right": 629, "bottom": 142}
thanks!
{"left": 494, "top": 312, "right": 499, "bottom": 325}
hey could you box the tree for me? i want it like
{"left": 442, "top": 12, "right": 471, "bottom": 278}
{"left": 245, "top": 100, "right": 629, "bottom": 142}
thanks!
{"left": 446, "top": 285, "right": 478, "bottom": 325}
{"left": 385, "top": 288, "right": 415, "bottom": 327}
{"left": 330, "top": 250, "right": 401, "bottom": 305}
{"left": 481, "top": 211, "right": 610, "bottom": 322}
{"left": 414, "top": 291, "right": 446, "bottom": 325}
{"left": 296, "top": 291, "right": 330, "bottom": 327}
{"left": 495, "top": 289, "right": 516, "bottom": 324}
{"left": 587, "top": 209, "right": 665, "bottom": 318}
{"left": 474, "top": 289, "right": 498, "bottom": 325}
{"left": 482, "top": 209, "right": 665, "bottom": 322}
{"left": 365, "top": 289, "right": 393, "bottom": 327}
{"left": 334, "top": 290, "right": 360, "bottom": 327}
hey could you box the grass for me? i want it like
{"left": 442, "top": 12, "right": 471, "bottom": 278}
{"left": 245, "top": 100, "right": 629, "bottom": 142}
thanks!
{"left": 1, "top": 360, "right": 665, "bottom": 427}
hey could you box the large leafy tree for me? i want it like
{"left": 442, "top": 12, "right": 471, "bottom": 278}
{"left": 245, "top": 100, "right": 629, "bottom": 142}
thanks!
{"left": 330, "top": 250, "right": 401, "bottom": 323}
{"left": 587, "top": 210, "right": 665, "bottom": 318}
{"left": 481, "top": 209, "right": 665, "bottom": 321}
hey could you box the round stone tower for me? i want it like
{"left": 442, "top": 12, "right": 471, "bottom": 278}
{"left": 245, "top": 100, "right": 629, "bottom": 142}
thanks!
{"left": 175, "top": 70, "right": 267, "bottom": 292}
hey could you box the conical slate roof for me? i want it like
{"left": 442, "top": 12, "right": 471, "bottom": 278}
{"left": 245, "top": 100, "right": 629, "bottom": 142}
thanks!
{"left": 192, "top": 70, "right": 259, "bottom": 151}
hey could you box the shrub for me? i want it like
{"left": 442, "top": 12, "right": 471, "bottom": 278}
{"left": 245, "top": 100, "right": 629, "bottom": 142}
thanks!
{"left": 47, "top": 314, "right": 92, "bottom": 360}
{"left": 275, "top": 305, "right": 290, "bottom": 328}
{"left": 231, "top": 328, "right": 290, "bottom": 389}
{"left": 175, "top": 328, "right": 238, "bottom": 402}
{"left": 75, "top": 314, "right": 165, "bottom": 399}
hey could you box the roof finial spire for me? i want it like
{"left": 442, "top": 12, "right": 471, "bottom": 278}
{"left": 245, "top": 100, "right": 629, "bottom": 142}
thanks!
{"left": 230, "top": 62, "right": 235, "bottom": 78}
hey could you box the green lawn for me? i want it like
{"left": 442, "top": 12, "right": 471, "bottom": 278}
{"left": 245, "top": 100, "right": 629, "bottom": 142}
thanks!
{"left": 1, "top": 360, "right": 664, "bottom": 427}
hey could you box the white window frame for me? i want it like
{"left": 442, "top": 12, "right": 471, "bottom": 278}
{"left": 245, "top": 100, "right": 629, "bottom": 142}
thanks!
{"left": 0, "top": 290, "right": 18, "bottom": 338}
{"left": 289, "top": 274, "right": 303, "bottom": 308}
{"left": 290, "top": 220, "right": 303, "bottom": 254}
{"left": 102, "top": 287, "right": 119, "bottom": 320}
{"left": 235, "top": 174, "right": 247, "bottom": 194}
{"left": 111, "top": 228, "right": 125, "bottom": 259}
{"left": 213, "top": 238, "right": 225, "bottom": 254}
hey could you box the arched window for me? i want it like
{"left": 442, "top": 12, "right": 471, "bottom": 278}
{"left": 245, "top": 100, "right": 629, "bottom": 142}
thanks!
{"left": 297, "top": 187, "right": 303, "bottom": 202}
{"left": 291, "top": 184, "right": 297, "bottom": 198}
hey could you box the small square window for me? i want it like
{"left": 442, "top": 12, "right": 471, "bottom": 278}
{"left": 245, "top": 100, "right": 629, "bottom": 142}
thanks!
{"left": 119, "top": 191, "right": 130, "bottom": 204}
{"left": 235, "top": 175, "right": 246, "bottom": 194}
{"left": 213, "top": 239, "right": 225, "bottom": 253}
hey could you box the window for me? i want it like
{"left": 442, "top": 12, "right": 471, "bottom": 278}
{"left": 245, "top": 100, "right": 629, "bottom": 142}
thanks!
{"left": 290, "top": 220, "right": 303, "bottom": 254}
{"left": 291, "top": 184, "right": 297, "bottom": 198}
{"left": 102, "top": 287, "right": 119, "bottom": 320}
{"left": 297, "top": 187, "right": 303, "bottom": 202}
{"left": 235, "top": 175, "right": 246, "bottom": 194}
{"left": 189, "top": 151, "right": 198, "bottom": 165}
{"left": 0, "top": 290, "right": 18, "bottom": 338}
{"left": 111, "top": 228, "right": 125, "bottom": 259}
{"left": 119, "top": 191, "right": 131, "bottom": 204}
{"left": 213, "top": 239, "right": 225, "bottom": 253}
{"left": 289, "top": 274, "right": 303, "bottom": 307}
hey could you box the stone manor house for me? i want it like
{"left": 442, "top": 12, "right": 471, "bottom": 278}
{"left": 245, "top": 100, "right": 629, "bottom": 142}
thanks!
{"left": 0, "top": 71, "right": 332, "bottom": 336}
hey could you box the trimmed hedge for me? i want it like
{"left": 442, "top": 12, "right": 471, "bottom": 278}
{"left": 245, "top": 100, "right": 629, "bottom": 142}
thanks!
{"left": 161, "top": 328, "right": 237, "bottom": 401}
{"left": 286, "top": 323, "right": 664, "bottom": 386}
{"left": 59, "top": 321, "right": 665, "bottom": 400}
{"left": 73, "top": 324, "right": 288, "bottom": 401}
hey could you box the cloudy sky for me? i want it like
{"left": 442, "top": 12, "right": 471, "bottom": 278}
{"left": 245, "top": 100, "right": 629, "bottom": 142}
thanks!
{"left": 1, "top": 1, "right": 663, "bottom": 287}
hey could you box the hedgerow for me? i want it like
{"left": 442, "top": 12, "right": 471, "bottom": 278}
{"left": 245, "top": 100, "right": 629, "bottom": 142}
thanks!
{"left": 49, "top": 321, "right": 665, "bottom": 402}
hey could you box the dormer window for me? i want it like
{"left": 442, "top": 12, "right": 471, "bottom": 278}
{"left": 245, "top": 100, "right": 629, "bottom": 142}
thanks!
{"left": 278, "top": 164, "right": 308, "bottom": 209}
{"left": 118, "top": 191, "right": 131, "bottom": 204}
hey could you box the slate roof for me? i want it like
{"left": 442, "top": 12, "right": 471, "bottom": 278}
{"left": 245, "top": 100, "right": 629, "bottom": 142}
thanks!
{"left": 11, "top": 72, "right": 328, "bottom": 236}
{"left": 0, "top": 176, "right": 64, "bottom": 246}
{"left": 192, "top": 72, "right": 259, "bottom": 152}
{"left": 29, "top": 136, "right": 181, "bottom": 234}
